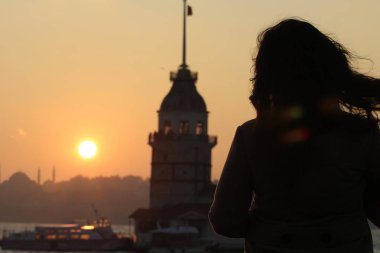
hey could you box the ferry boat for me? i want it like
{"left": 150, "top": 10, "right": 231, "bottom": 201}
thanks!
{"left": 0, "top": 217, "right": 134, "bottom": 251}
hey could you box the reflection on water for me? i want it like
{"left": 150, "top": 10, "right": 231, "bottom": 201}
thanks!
{"left": 1, "top": 222, "right": 380, "bottom": 253}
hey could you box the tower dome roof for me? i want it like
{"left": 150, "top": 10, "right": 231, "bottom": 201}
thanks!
{"left": 160, "top": 68, "right": 207, "bottom": 113}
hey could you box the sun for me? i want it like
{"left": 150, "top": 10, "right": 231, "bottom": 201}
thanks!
{"left": 78, "top": 140, "right": 97, "bottom": 159}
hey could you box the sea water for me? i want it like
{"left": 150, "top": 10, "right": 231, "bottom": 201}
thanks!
{"left": 1, "top": 222, "right": 380, "bottom": 253}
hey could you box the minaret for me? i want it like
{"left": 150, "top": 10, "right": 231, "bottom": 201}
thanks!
{"left": 37, "top": 167, "right": 41, "bottom": 185}
{"left": 52, "top": 166, "right": 56, "bottom": 183}
{"left": 148, "top": 0, "right": 217, "bottom": 208}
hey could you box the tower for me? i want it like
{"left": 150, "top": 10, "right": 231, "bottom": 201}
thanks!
{"left": 130, "top": 2, "right": 225, "bottom": 244}
{"left": 148, "top": 0, "right": 217, "bottom": 208}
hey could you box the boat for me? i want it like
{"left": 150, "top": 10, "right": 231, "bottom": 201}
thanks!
{"left": 0, "top": 217, "right": 134, "bottom": 251}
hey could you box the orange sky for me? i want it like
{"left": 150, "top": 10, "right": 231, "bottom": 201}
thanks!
{"left": 0, "top": 0, "right": 379, "bottom": 182}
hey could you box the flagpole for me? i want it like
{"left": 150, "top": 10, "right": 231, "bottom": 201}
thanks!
{"left": 181, "top": 0, "right": 187, "bottom": 69}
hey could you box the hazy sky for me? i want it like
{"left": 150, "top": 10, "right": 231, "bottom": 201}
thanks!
{"left": 0, "top": 0, "right": 379, "bottom": 182}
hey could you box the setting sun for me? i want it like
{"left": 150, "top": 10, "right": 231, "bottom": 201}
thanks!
{"left": 78, "top": 141, "right": 97, "bottom": 159}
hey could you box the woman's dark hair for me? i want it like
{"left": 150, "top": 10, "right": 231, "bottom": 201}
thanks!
{"left": 250, "top": 18, "right": 380, "bottom": 121}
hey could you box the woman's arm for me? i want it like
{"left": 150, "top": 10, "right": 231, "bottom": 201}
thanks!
{"left": 209, "top": 124, "right": 254, "bottom": 238}
{"left": 364, "top": 129, "right": 380, "bottom": 227}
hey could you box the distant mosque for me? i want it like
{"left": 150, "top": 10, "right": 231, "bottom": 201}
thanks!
{"left": 130, "top": 0, "right": 242, "bottom": 249}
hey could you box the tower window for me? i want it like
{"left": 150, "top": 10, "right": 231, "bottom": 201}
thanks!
{"left": 163, "top": 121, "right": 172, "bottom": 135}
{"left": 196, "top": 121, "right": 204, "bottom": 135}
{"left": 179, "top": 121, "right": 190, "bottom": 135}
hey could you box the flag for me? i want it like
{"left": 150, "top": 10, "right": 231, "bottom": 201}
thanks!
{"left": 187, "top": 6, "right": 193, "bottom": 16}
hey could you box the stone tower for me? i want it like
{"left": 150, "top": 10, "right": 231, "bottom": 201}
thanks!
{"left": 148, "top": 0, "right": 217, "bottom": 208}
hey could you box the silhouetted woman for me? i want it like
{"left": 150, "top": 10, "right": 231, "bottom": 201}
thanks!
{"left": 209, "top": 19, "right": 380, "bottom": 253}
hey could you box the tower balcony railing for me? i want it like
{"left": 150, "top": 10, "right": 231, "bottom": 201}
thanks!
{"left": 148, "top": 131, "right": 217, "bottom": 146}
{"left": 170, "top": 71, "right": 198, "bottom": 81}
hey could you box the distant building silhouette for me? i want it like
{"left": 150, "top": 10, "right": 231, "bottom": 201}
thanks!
{"left": 0, "top": 172, "right": 149, "bottom": 223}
